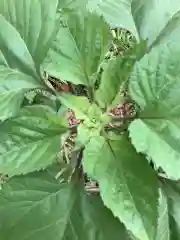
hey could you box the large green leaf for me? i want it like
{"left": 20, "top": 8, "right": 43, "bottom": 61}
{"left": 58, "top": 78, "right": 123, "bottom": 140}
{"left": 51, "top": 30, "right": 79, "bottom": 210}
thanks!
{"left": 83, "top": 135, "right": 158, "bottom": 240}
{"left": 162, "top": 180, "right": 180, "bottom": 239}
{"left": 88, "top": 0, "right": 180, "bottom": 47}
{"left": 44, "top": 10, "right": 109, "bottom": 86}
{"left": 87, "top": 0, "right": 138, "bottom": 39}
{"left": 95, "top": 41, "right": 147, "bottom": 109}
{"left": 0, "top": 0, "right": 59, "bottom": 119}
{"left": 0, "top": 65, "right": 42, "bottom": 120}
{"left": 0, "top": 0, "right": 59, "bottom": 70}
{"left": 0, "top": 105, "right": 67, "bottom": 176}
{"left": 0, "top": 15, "right": 38, "bottom": 79}
{"left": 156, "top": 187, "right": 170, "bottom": 240}
{"left": 131, "top": 0, "right": 180, "bottom": 48}
{"left": 57, "top": 0, "right": 87, "bottom": 11}
{"left": 129, "top": 45, "right": 180, "bottom": 180}
{"left": 0, "top": 170, "right": 130, "bottom": 240}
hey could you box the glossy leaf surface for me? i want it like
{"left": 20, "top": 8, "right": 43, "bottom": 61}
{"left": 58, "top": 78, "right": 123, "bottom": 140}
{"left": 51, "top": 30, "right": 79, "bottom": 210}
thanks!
{"left": 0, "top": 171, "right": 130, "bottom": 240}
{"left": 83, "top": 135, "right": 158, "bottom": 240}
{"left": 0, "top": 0, "right": 59, "bottom": 70}
{"left": 0, "top": 106, "right": 67, "bottom": 176}
{"left": 0, "top": 0, "right": 59, "bottom": 119}
{"left": 129, "top": 45, "right": 180, "bottom": 180}
{"left": 44, "top": 11, "right": 109, "bottom": 86}
{"left": 88, "top": 0, "right": 180, "bottom": 47}
{"left": 95, "top": 41, "right": 147, "bottom": 109}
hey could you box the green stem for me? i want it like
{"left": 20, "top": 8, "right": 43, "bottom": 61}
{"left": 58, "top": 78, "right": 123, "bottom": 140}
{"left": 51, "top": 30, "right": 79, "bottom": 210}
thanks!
{"left": 87, "top": 85, "right": 94, "bottom": 102}
{"left": 71, "top": 149, "right": 84, "bottom": 182}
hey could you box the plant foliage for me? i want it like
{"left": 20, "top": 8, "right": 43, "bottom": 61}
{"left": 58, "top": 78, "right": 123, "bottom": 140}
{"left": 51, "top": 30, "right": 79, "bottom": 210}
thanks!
{"left": 0, "top": 0, "right": 180, "bottom": 239}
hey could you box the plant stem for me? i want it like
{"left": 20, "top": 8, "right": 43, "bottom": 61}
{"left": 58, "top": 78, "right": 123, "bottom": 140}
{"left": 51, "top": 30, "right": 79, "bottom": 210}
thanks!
{"left": 71, "top": 148, "right": 84, "bottom": 182}
{"left": 87, "top": 86, "right": 94, "bottom": 102}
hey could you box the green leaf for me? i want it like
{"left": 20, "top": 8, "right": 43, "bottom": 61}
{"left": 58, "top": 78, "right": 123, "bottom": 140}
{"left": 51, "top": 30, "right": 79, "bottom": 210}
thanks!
{"left": 31, "top": 92, "right": 59, "bottom": 113}
{"left": 44, "top": 10, "right": 109, "bottom": 86}
{"left": 57, "top": 0, "right": 87, "bottom": 11}
{"left": 58, "top": 93, "right": 106, "bottom": 146}
{"left": 87, "top": 0, "right": 138, "bottom": 40}
{"left": 75, "top": 107, "right": 110, "bottom": 148}
{"left": 156, "top": 187, "right": 170, "bottom": 240}
{"left": 85, "top": 103, "right": 103, "bottom": 126}
{"left": 0, "top": 105, "right": 67, "bottom": 176}
{"left": 58, "top": 93, "right": 91, "bottom": 120}
{"left": 0, "top": 171, "right": 130, "bottom": 240}
{"left": 0, "top": 15, "right": 38, "bottom": 79}
{"left": 76, "top": 123, "right": 101, "bottom": 146}
{"left": 95, "top": 56, "right": 127, "bottom": 110}
{"left": 83, "top": 135, "right": 158, "bottom": 240}
{"left": 0, "top": 1, "right": 58, "bottom": 119}
{"left": 162, "top": 180, "right": 180, "bottom": 239}
{"left": 169, "top": 216, "right": 180, "bottom": 240}
{"left": 95, "top": 41, "right": 147, "bottom": 109}
{"left": 58, "top": 93, "right": 104, "bottom": 125}
{"left": 129, "top": 45, "right": 180, "bottom": 180}
{"left": 0, "top": 65, "right": 43, "bottom": 121}
{"left": 88, "top": 0, "right": 180, "bottom": 47}
{"left": 131, "top": 0, "right": 180, "bottom": 48}
{"left": 0, "top": 0, "right": 59, "bottom": 70}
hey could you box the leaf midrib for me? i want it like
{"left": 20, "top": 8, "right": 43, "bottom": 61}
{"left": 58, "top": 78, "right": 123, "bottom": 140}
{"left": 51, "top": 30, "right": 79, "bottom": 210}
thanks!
{"left": 107, "top": 140, "right": 149, "bottom": 239}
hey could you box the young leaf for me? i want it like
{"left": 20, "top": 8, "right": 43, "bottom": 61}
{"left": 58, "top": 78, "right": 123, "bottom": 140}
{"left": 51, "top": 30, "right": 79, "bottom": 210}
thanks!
{"left": 58, "top": 93, "right": 91, "bottom": 120}
{"left": 44, "top": 10, "right": 109, "bottom": 86}
{"left": 0, "top": 105, "right": 68, "bottom": 176}
{"left": 83, "top": 135, "right": 158, "bottom": 240}
{"left": 88, "top": 0, "right": 180, "bottom": 47}
{"left": 75, "top": 105, "right": 107, "bottom": 147}
{"left": 58, "top": 93, "right": 103, "bottom": 126}
{"left": 0, "top": 170, "right": 130, "bottom": 240}
{"left": 95, "top": 56, "right": 127, "bottom": 110}
{"left": 95, "top": 41, "right": 147, "bottom": 109}
{"left": 76, "top": 123, "right": 100, "bottom": 146}
{"left": 0, "top": 0, "right": 59, "bottom": 70}
{"left": 129, "top": 45, "right": 180, "bottom": 180}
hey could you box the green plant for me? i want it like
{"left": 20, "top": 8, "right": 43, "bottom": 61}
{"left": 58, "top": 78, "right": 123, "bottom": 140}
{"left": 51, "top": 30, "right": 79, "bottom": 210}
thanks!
{"left": 1, "top": 0, "right": 180, "bottom": 239}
